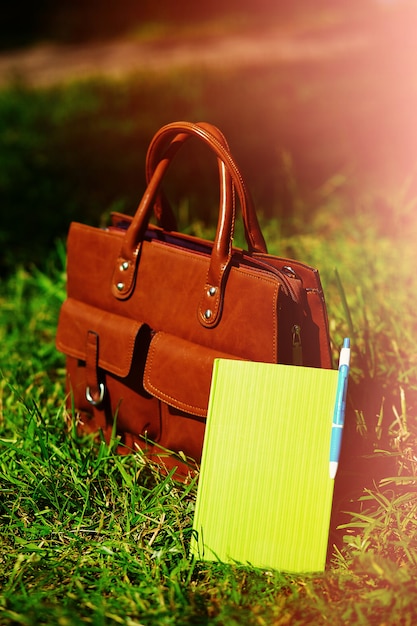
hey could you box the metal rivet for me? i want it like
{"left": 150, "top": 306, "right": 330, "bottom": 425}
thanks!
{"left": 120, "top": 261, "right": 129, "bottom": 271}
{"left": 282, "top": 265, "right": 297, "bottom": 278}
{"left": 116, "top": 282, "right": 125, "bottom": 291}
{"left": 207, "top": 286, "right": 217, "bottom": 297}
{"left": 204, "top": 309, "right": 212, "bottom": 320}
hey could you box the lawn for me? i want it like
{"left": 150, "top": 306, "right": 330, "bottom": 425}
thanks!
{"left": 1, "top": 197, "right": 416, "bottom": 625}
{"left": 1, "top": 3, "right": 417, "bottom": 623}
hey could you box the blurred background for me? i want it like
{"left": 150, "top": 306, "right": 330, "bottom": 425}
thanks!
{"left": 1, "top": 0, "right": 416, "bottom": 272}
{"left": 0, "top": 0, "right": 374, "bottom": 49}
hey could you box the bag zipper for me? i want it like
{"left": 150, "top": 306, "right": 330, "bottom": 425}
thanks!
{"left": 291, "top": 324, "right": 303, "bottom": 366}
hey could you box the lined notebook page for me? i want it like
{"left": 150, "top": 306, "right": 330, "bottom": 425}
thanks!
{"left": 191, "top": 359, "right": 339, "bottom": 573}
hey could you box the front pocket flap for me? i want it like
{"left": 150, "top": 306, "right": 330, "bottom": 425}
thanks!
{"left": 143, "top": 331, "right": 243, "bottom": 418}
{"left": 56, "top": 298, "right": 143, "bottom": 378}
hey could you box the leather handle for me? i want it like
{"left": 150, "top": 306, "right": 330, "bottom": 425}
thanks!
{"left": 146, "top": 121, "right": 267, "bottom": 254}
{"left": 112, "top": 121, "right": 267, "bottom": 328}
{"left": 146, "top": 122, "right": 232, "bottom": 235}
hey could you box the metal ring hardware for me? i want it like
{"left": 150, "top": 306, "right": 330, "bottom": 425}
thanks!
{"left": 86, "top": 383, "right": 105, "bottom": 406}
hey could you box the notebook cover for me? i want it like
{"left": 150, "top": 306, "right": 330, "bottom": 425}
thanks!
{"left": 191, "top": 359, "right": 339, "bottom": 573}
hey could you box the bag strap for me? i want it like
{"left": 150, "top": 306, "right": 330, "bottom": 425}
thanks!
{"left": 111, "top": 121, "right": 267, "bottom": 328}
{"left": 146, "top": 122, "right": 231, "bottom": 234}
{"left": 146, "top": 122, "right": 267, "bottom": 254}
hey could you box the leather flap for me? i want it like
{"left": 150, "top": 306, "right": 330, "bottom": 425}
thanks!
{"left": 56, "top": 298, "right": 143, "bottom": 378}
{"left": 143, "top": 331, "right": 242, "bottom": 418}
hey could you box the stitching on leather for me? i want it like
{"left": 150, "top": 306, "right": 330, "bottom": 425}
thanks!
{"left": 57, "top": 299, "right": 142, "bottom": 377}
{"left": 97, "top": 326, "right": 139, "bottom": 376}
{"left": 144, "top": 333, "right": 206, "bottom": 416}
{"left": 58, "top": 328, "right": 139, "bottom": 377}
{"left": 147, "top": 239, "right": 222, "bottom": 325}
{"left": 231, "top": 268, "right": 279, "bottom": 360}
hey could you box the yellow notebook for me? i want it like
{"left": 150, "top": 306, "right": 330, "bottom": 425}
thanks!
{"left": 191, "top": 359, "right": 339, "bottom": 573}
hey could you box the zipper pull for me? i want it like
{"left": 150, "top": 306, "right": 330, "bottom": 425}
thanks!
{"left": 292, "top": 324, "right": 303, "bottom": 366}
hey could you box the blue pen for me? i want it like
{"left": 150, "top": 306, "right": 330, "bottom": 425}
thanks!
{"left": 329, "top": 338, "right": 350, "bottom": 479}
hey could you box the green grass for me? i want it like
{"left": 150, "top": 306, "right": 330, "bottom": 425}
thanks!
{"left": 1, "top": 194, "right": 417, "bottom": 624}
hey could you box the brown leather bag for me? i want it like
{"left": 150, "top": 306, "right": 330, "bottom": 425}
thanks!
{"left": 56, "top": 121, "right": 332, "bottom": 473}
